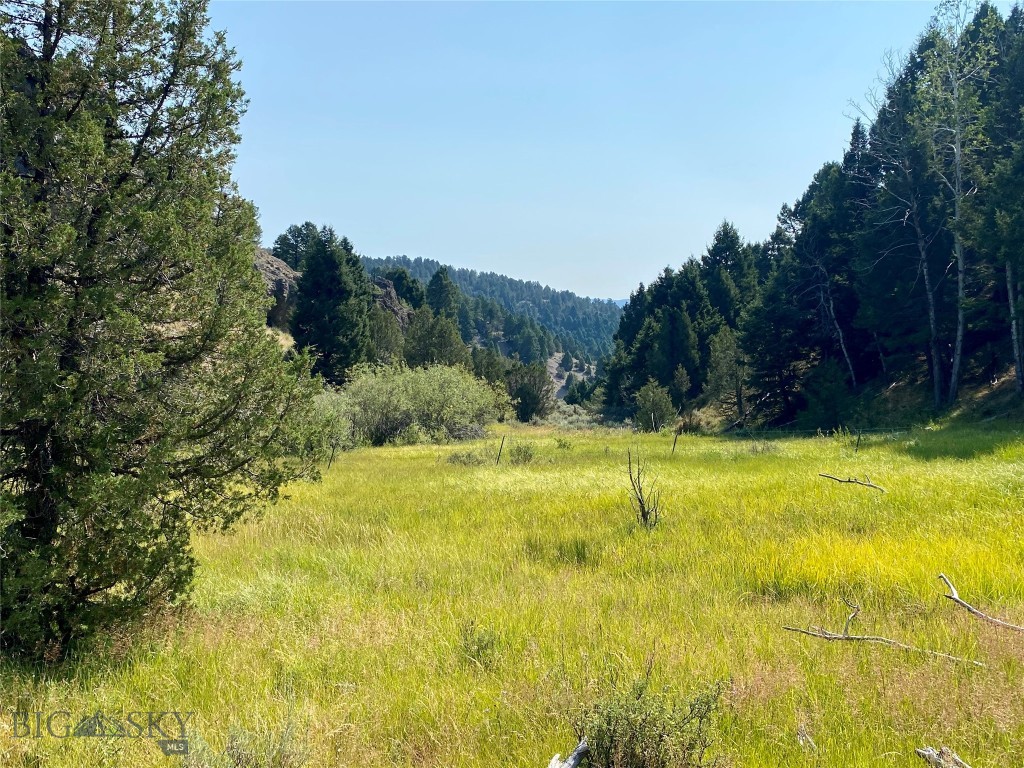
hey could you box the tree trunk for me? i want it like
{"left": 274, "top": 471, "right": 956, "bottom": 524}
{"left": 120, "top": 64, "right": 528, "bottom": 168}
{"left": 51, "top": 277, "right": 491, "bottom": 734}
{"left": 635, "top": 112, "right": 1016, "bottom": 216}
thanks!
{"left": 948, "top": 227, "right": 966, "bottom": 405}
{"left": 823, "top": 282, "right": 857, "bottom": 388}
{"left": 1009, "top": 259, "right": 1023, "bottom": 396}
{"left": 873, "top": 332, "right": 888, "bottom": 376}
{"left": 917, "top": 231, "right": 944, "bottom": 410}
{"left": 947, "top": 109, "right": 966, "bottom": 406}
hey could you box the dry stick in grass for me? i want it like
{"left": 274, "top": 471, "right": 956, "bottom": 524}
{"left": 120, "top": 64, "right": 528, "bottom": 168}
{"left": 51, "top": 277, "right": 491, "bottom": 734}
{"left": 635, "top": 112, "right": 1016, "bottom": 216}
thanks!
{"left": 547, "top": 738, "right": 589, "bottom": 768}
{"left": 939, "top": 573, "right": 1024, "bottom": 633}
{"left": 495, "top": 434, "right": 506, "bottom": 465}
{"left": 818, "top": 473, "right": 886, "bottom": 492}
{"left": 915, "top": 746, "right": 973, "bottom": 768}
{"left": 783, "top": 598, "right": 985, "bottom": 668}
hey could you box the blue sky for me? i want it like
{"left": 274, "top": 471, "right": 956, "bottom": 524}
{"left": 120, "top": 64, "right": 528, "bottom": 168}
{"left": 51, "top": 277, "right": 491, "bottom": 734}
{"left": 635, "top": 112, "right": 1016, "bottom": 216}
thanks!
{"left": 209, "top": 1, "right": 1015, "bottom": 300}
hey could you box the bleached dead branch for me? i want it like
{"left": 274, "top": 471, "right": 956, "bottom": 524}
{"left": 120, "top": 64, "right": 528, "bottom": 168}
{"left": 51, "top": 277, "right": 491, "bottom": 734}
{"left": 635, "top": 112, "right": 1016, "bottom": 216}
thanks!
{"left": 939, "top": 573, "right": 1024, "bottom": 633}
{"left": 783, "top": 599, "right": 984, "bottom": 667}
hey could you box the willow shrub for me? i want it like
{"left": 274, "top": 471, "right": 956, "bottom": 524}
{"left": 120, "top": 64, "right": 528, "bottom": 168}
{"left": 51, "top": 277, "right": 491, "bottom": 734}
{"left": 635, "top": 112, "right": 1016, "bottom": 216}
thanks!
{"left": 342, "top": 364, "right": 512, "bottom": 445}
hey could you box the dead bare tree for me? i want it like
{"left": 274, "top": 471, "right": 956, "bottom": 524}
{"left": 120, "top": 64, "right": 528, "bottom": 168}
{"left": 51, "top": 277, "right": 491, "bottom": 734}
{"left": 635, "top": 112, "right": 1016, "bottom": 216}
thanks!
{"left": 547, "top": 738, "right": 589, "bottom": 768}
{"left": 783, "top": 598, "right": 984, "bottom": 667}
{"left": 818, "top": 473, "right": 886, "bottom": 492}
{"left": 939, "top": 573, "right": 1024, "bottom": 633}
{"left": 628, "top": 447, "right": 661, "bottom": 529}
{"left": 916, "top": 746, "right": 972, "bottom": 768}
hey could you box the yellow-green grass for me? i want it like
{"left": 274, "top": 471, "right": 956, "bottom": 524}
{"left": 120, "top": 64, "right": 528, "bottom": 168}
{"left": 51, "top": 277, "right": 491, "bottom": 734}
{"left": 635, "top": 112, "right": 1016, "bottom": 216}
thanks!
{"left": 2, "top": 424, "right": 1023, "bottom": 766}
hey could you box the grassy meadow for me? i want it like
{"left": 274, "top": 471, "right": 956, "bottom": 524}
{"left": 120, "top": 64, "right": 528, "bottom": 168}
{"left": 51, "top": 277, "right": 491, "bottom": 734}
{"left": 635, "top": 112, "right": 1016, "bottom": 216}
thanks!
{"left": 2, "top": 423, "right": 1023, "bottom": 767}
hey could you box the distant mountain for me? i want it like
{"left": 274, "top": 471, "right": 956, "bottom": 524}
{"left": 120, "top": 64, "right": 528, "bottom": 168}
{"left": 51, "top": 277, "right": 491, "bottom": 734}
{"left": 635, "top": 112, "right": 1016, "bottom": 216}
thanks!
{"left": 361, "top": 255, "right": 621, "bottom": 360}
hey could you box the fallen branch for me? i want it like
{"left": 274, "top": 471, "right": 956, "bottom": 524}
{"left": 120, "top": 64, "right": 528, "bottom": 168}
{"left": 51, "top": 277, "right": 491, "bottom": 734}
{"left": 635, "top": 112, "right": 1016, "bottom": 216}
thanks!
{"left": 818, "top": 473, "right": 886, "bottom": 492}
{"left": 939, "top": 573, "right": 1024, "bottom": 633}
{"left": 783, "top": 599, "right": 984, "bottom": 667}
{"left": 547, "top": 738, "right": 589, "bottom": 768}
{"left": 915, "top": 746, "right": 972, "bottom": 768}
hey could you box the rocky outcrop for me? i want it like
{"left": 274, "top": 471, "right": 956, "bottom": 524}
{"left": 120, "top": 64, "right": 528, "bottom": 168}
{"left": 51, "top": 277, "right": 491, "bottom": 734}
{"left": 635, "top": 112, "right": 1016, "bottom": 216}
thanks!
{"left": 254, "top": 250, "right": 413, "bottom": 332}
{"left": 372, "top": 275, "right": 413, "bottom": 331}
{"left": 254, "top": 248, "right": 299, "bottom": 328}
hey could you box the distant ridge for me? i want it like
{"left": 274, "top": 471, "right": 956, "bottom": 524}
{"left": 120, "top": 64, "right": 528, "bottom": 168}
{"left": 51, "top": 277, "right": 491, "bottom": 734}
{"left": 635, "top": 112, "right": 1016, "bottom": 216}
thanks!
{"left": 361, "top": 255, "right": 621, "bottom": 359}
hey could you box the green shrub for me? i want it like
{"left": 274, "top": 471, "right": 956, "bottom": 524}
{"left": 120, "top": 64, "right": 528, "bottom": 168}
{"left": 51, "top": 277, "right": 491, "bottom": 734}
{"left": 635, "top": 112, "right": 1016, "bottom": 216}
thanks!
{"left": 507, "top": 442, "right": 536, "bottom": 465}
{"left": 577, "top": 680, "right": 724, "bottom": 768}
{"left": 297, "top": 389, "right": 354, "bottom": 460}
{"left": 342, "top": 364, "right": 511, "bottom": 445}
{"left": 635, "top": 380, "right": 676, "bottom": 433}
{"left": 447, "top": 450, "right": 485, "bottom": 466}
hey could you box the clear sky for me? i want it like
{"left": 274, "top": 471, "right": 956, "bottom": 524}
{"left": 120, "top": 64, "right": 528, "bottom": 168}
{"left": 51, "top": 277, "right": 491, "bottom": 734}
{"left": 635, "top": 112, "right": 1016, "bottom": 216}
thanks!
{"left": 208, "top": 1, "right": 1015, "bottom": 300}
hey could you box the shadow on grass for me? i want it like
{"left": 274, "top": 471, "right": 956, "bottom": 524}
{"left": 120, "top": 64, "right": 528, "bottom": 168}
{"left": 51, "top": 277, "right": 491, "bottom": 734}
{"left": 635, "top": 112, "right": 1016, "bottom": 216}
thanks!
{"left": 0, "top": 607, "right": 184, "bottom": 687}
{"left": 895, "top": 422, "right": 1023, "bottom": 461}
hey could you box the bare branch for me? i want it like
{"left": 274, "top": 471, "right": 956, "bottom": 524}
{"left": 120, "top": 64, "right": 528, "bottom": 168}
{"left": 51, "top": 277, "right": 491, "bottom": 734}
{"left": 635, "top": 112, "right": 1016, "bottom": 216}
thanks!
{"left": 818, "top": 473, "right": 887, "bottom": 492}
{"left": 939, "top": 574, "right": 1024, "bottom": 633}
{"left": 783, "top": 600, "right": 984, "bottom": 667}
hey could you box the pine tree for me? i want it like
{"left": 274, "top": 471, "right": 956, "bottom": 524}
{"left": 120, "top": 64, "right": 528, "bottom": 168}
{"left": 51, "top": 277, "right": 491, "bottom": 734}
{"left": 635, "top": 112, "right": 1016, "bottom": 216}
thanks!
{"left": 404, "top": 306, "right": 470, "bottom": 368}
{"left": 426, "top": 266, "right": 460, "bottom": 319}
{"left": 291, "top": 228, "right": 373, "bottom": 383}
{"left": 272, "top": 221, "right": 320, "bottom": 269}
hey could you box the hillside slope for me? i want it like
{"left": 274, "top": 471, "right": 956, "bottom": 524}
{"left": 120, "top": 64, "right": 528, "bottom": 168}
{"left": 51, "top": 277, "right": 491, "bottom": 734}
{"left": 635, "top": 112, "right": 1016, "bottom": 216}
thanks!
{"left": 362, "top": 255, "right": 621, "bottom": 360}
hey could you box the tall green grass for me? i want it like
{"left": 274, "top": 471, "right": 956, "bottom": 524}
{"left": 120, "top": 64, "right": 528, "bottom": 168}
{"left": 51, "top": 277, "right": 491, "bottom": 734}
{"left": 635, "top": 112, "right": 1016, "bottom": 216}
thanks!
{"left": 1, "top": 423, "right": 1021, "bottom": 766}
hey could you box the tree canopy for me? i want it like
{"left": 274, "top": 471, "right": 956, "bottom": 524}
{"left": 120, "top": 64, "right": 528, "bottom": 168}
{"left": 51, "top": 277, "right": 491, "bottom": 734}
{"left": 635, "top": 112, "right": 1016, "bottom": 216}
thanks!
{"left": 1, "top": 0, "right": 319, "bottom": 657}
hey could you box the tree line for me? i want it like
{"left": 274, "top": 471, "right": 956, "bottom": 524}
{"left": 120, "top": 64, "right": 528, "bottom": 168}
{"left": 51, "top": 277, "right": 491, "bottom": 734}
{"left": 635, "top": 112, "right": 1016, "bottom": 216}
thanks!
{"left": 271, "top": 223, "right": 558, "bottom": 423}
{"left": 601, "top": 1, "right": 1023, "bottom": 429}
{"left": 359, "top": 254, "right": 621, "bottom": 362}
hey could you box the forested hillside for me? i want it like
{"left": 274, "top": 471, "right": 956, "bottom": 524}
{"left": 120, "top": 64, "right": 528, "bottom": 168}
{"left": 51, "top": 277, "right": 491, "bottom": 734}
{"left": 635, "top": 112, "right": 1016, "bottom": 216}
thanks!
{"left": 360, "top": 255, "right": 621, "bottom": 361}
{"left": 264, "top": 224, "right": 564, "bottom": 421}
{"left": 605, "top": 2, "right": 1024, "bottom": 428}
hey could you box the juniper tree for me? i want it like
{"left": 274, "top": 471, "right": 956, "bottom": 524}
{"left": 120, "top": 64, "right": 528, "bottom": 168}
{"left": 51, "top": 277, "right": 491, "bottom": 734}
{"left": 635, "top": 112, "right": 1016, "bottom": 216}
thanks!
{"left": 0, "top": 0, "right": 320, "bottom": 657}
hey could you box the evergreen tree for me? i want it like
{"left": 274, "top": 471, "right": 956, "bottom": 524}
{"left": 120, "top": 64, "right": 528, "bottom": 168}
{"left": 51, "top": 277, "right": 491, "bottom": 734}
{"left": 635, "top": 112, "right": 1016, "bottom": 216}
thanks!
{"left": 291, "top": 228, "right": 373, "bottom": 383}
{"left": 426, "top": 267, "right": 460, "bottom": 319}
{"left": 703, "top": 326, "right": 748, "bottom": 422}
{"left": 0, "top": 0, "right": 319, "bottom": 657}
{"left": 272, "top": 221, "right": 319, "bottom": 270}
{"left": 472, "top": 346, "right": 507, "bottom": 383}
{"left": 506, "top": 362, "right": 555, "bottom": 422}
{"left": 404, "top": 306, "right": 470, "bottom": 368}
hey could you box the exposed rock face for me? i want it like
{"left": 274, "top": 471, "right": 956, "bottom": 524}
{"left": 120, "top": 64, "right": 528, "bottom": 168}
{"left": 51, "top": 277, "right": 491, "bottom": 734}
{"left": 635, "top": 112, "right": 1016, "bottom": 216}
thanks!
{"left": 372, "top": 275, "right": 412, "bottom": 331}
{"left": 254, "top": 250, "right": 413, "bottom": 333}
{"left": 254, "top": 248, "right": 299, "bottom": 328}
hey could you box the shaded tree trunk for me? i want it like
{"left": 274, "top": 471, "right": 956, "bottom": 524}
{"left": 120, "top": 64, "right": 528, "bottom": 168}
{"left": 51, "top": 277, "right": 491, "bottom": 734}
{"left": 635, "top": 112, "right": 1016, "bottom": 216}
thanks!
{"left": 1009, "top": 259, "right": 1023, "bottom": 396}
{"left": 948, "top": 196, "right": 966, "bottom": 405}
{"left": 917, "top": 228, "right": 944, "bottom": 410}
